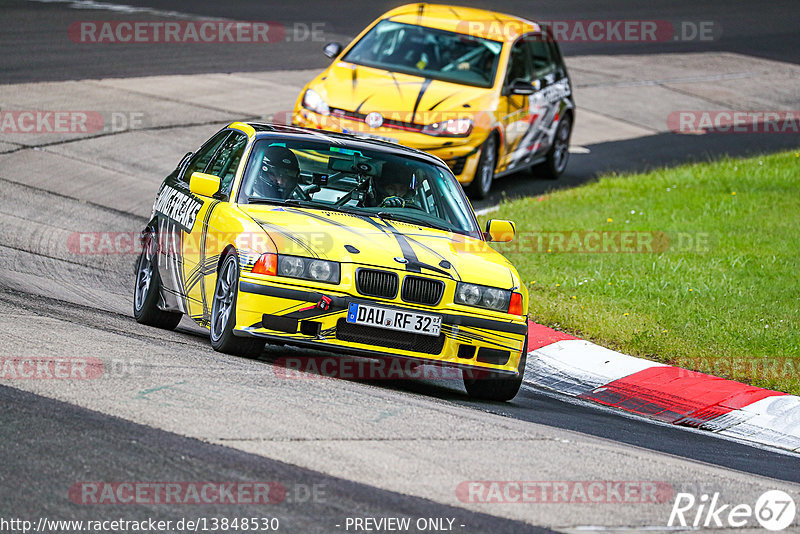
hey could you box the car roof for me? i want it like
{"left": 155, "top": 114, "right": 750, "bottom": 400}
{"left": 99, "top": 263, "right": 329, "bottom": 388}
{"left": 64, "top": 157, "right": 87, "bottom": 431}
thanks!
{"left": 232, "top": 121, "right": 449, "bottom": 167}
{"left": 383, "top": 3, "right": 541, "bottom": 41}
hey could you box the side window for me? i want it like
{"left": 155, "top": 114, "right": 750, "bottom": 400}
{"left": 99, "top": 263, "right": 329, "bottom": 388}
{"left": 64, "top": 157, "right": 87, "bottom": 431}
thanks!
{"left": 547, "top": 37, "right": 566, "bottom": 77}
{"left": 504, "top": 40, "right": 532, "bottom": 88}
{"left": 527, "top": 36, "right": 557, "bottom": 79}
{"left": 207, "top": 132, "right": 248, "bottom": 198}
{"left": 182, "top": 131, "right": 230, "bottom": 182}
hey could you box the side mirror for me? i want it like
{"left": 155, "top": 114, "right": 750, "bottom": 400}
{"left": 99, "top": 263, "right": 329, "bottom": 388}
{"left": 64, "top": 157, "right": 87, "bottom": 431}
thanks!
{"left": 323, "top": 42, "right": 344, "bottom": 59}
{"left": 509, "top": 79, "right": 538, "bottom": 95}
{"left": 485, "top": 219, "right": 516, "bottom": 242}
{"left": 189, "top": 172, "right": 221, "bottom": 198}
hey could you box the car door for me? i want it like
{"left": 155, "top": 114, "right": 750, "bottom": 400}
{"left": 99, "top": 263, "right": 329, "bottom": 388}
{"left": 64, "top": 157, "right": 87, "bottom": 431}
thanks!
{"left": 522, "top": 32, "right": 565, "bottom": 157}
{"left": 186, "top": 130, "right": 248, "bottom": 326}
{"left": 498, "top": 38, "right": 533, "bottom": 172}
{"left": 154, "top": 130, "right": 229, "bottom": 314}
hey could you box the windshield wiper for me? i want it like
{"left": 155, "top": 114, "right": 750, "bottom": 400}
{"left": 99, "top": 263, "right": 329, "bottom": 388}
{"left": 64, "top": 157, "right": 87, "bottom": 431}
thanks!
{"left": 376, "top": 211, "right": 452, "bottom": 232}
{"left": 247, "top": 198, "right": 337, "bottom": 210}
{"left": 247, "top": 197, "right": 286, "bottom": 205}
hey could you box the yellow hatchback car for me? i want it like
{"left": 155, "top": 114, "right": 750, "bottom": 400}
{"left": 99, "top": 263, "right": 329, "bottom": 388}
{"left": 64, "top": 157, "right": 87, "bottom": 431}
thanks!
{"left": 134, "top": 122, "right": 530, "bottom": 401}
{"left": 292, "top": 3, "right": 575, "bottom": 198}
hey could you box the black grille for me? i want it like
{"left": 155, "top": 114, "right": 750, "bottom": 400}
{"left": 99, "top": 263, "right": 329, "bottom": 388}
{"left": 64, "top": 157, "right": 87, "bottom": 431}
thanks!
{"left": 336, "top": 319, "right": 445, "bottom": 355}
{"left": 356, "top": 269, "right": 398, "bottom": 299}
{"left": 457, "top": 344, "right": 476, "bottom": 360}
{"left": 402, "top": 276, "right": 444, "bottom": 306}
{"left": 446, "top": 156, "right": 467, "bottom": 175}
{"left": 329, "top": 108, "right": 424, "bottom": 133}
{"left": 476, "top": 348, "right": 510, "bottom": 366}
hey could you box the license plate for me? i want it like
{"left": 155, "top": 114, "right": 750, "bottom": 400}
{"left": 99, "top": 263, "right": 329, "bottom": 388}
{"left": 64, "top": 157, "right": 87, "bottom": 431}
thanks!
{"left": 346, "top": 303, "right": 441, "bottom": 337}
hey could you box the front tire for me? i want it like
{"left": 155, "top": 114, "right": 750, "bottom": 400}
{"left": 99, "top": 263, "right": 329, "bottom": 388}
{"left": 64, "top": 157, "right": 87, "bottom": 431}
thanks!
{"left": 538, "top": 114, "right": 572, "bottom": 180}
{"left": 210, "top": 252, "right": 263, "bottom": 356}
{"left": 463, "top": 337, "right": 527, "bottom": 402}
{"left": 467, "top": 134, "right": 497, "bottom": 199}
{"left": 133, "top": 230, "right": 182, "bottom": 330}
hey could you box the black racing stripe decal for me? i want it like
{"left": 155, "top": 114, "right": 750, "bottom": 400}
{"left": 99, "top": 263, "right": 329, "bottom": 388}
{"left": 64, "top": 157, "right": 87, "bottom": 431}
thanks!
{"left": 380, "top": 219, "right": 457, "bottom": 277}
{"left": 389, "top": 72, "right": 403, "bottom": 96}
{"left": 185, "top": 254, "right": 219, "bottom": 293}
{"left": 411, "top": 78, "right": 432, "bottom": 124}
{"left": 160, "top": 217, "right": 189, "bottom": 313}
{"left": 283, "top": 208, "right": 364, "bottom": 235}
{"left": 198, "top": 200, "right": 221, "bottom": 323}
{"left": 400, "top": 234, "right": 460, "bottom": 281}
{"left": 283, "top": 209, "right": 457, "bottom": 280}
{"left": 442, "top": 326, "right": 520, "bottom": 351}
{"left": 253, "top": 219, "right": 320, "bottom": 258}
{"left": 355, "top": 94, "right": 373, "bottom": 114}
{"left": 239, "top": 282, "right": 347, "bottom": 308}
{"left": 351, "top": 65, "right": 358, "bottom": 91}
{"left": 428, "top": 92, "right": 459, "bottom": 111}
{"left": 368, "top": 218, "right": 421, "bottom": 273}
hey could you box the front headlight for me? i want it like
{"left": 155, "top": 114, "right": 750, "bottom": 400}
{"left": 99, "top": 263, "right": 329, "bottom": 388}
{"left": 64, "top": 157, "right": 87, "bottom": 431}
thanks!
{"left": 455, "top": 282, "right": 511, "bottom": 312}
{"left": 277, "top": 254, "right": 340, "bottom": 284}
{"left": 422, "top": 118, "right": 473, "bottom": 137}
{"left": 302, "top": 89, "right": 330, "bottom": 116}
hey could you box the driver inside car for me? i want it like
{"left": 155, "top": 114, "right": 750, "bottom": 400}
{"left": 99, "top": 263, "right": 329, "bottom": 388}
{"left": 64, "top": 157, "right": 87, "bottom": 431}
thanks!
{"left": 374, "top": 160, "right": 420, "bottom": 209}
{"left": 252, "top": 145, "right": 300, "bottom": 200}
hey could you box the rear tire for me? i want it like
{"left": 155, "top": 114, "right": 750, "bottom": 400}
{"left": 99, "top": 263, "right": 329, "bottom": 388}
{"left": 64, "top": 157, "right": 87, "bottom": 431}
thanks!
{"left": 463, "top": 337, "right": 527, "bottom": 402}
{"left": 133, "top": 230, "right": 182, "bottom": 330}
{"left": 538, "top": 114, "right": 572, "bottom": 180}
{"left": 467, "top": 135, "right": 497, "bottom": 199}
{"left": 210, "top": 251, "right": 263, "bottom": 356}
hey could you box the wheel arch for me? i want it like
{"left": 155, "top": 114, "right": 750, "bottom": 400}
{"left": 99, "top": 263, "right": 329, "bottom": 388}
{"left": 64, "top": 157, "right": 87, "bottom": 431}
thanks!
{"left": 217, "top": 244, "right": 238, "bottom": 275}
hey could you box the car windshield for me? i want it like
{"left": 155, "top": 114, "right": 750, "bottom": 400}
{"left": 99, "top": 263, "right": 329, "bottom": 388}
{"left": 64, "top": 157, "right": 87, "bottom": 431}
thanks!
{"left": 342, "top": 20, "right": 502, "bottom": 88}
{"left": 238, "top": 138, "right": 482, "bottom": 238}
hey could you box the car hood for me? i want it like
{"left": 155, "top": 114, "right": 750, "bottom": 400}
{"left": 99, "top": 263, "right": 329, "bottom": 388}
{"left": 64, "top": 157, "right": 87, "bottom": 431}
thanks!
{"left": 240, "top": 205, "right": 520, "bottom": 289}
{"left": 314, "top": 61, "right": 492, "bottom": 127}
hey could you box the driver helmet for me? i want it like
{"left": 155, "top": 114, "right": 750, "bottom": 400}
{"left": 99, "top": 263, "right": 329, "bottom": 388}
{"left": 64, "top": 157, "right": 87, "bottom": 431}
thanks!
{"left": 379, "top": 160, "right": 415, "bottom": 198}
{"left": 259, "top": 145, "right": 300, "bottom": 198}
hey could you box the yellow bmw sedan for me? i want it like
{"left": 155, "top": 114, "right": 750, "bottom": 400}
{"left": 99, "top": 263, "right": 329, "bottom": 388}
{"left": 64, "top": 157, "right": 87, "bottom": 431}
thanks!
{"left": 134, "top": 122, "right": 529, "bottom": 400}
{"left": 292, "top": 3, "right": 575, "bottom": 198}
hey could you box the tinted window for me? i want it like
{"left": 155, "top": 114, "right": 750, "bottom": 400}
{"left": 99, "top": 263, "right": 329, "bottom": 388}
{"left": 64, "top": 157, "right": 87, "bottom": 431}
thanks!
{"left": 239, "top": 139, "right": 481, "bottom": 238}
{"left": 526, "top": 37, "right": 556, "bottom": 78}
{"left": 183, "top": 131, "right": 230, "bottom": 182}
{"left": 207, "top": 132, "right": 248, "bottom": 198}
{"left": 505, "top": 40, "right": 532, "bottom": 86}
{"left": 343, "top": 20, "right": 502, "bottom": 88}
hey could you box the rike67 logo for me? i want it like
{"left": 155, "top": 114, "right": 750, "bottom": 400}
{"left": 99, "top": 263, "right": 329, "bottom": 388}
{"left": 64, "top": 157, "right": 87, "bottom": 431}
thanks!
{"left": 669, "top": 490, "right": 796, "bottom": 531}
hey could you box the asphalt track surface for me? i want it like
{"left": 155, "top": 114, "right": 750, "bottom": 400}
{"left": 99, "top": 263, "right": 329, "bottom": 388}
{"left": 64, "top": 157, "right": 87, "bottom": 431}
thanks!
{"left": 3, "top": 0, "right": 799, "bottom": 84}
{"left": 2, "top": 0, "right": 800, "bottom": 531}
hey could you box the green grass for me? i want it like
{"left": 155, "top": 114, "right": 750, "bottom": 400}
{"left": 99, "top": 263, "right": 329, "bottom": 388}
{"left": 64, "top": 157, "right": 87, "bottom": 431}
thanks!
{"left": 486, "top": 149, "right": 800, "bottom": 394}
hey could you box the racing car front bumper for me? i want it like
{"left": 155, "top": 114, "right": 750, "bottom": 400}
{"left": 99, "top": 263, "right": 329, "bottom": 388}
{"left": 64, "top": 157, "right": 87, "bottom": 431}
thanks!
{"left": 234, "top": 278, "right": 528, "bottom": 375}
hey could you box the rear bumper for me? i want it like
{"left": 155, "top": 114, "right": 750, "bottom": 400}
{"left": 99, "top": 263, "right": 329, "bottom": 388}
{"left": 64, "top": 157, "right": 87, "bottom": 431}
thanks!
{"left": 235, "top": 279, "right": 527, "bottom": 375}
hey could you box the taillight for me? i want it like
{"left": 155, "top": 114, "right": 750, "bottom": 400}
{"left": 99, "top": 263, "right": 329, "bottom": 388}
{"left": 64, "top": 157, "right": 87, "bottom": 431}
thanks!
{"left": 508, "top": 292, "right": 524, "bottom": 316}
{"left": 252, "top": 253, "right": 277, "bottom": 276}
